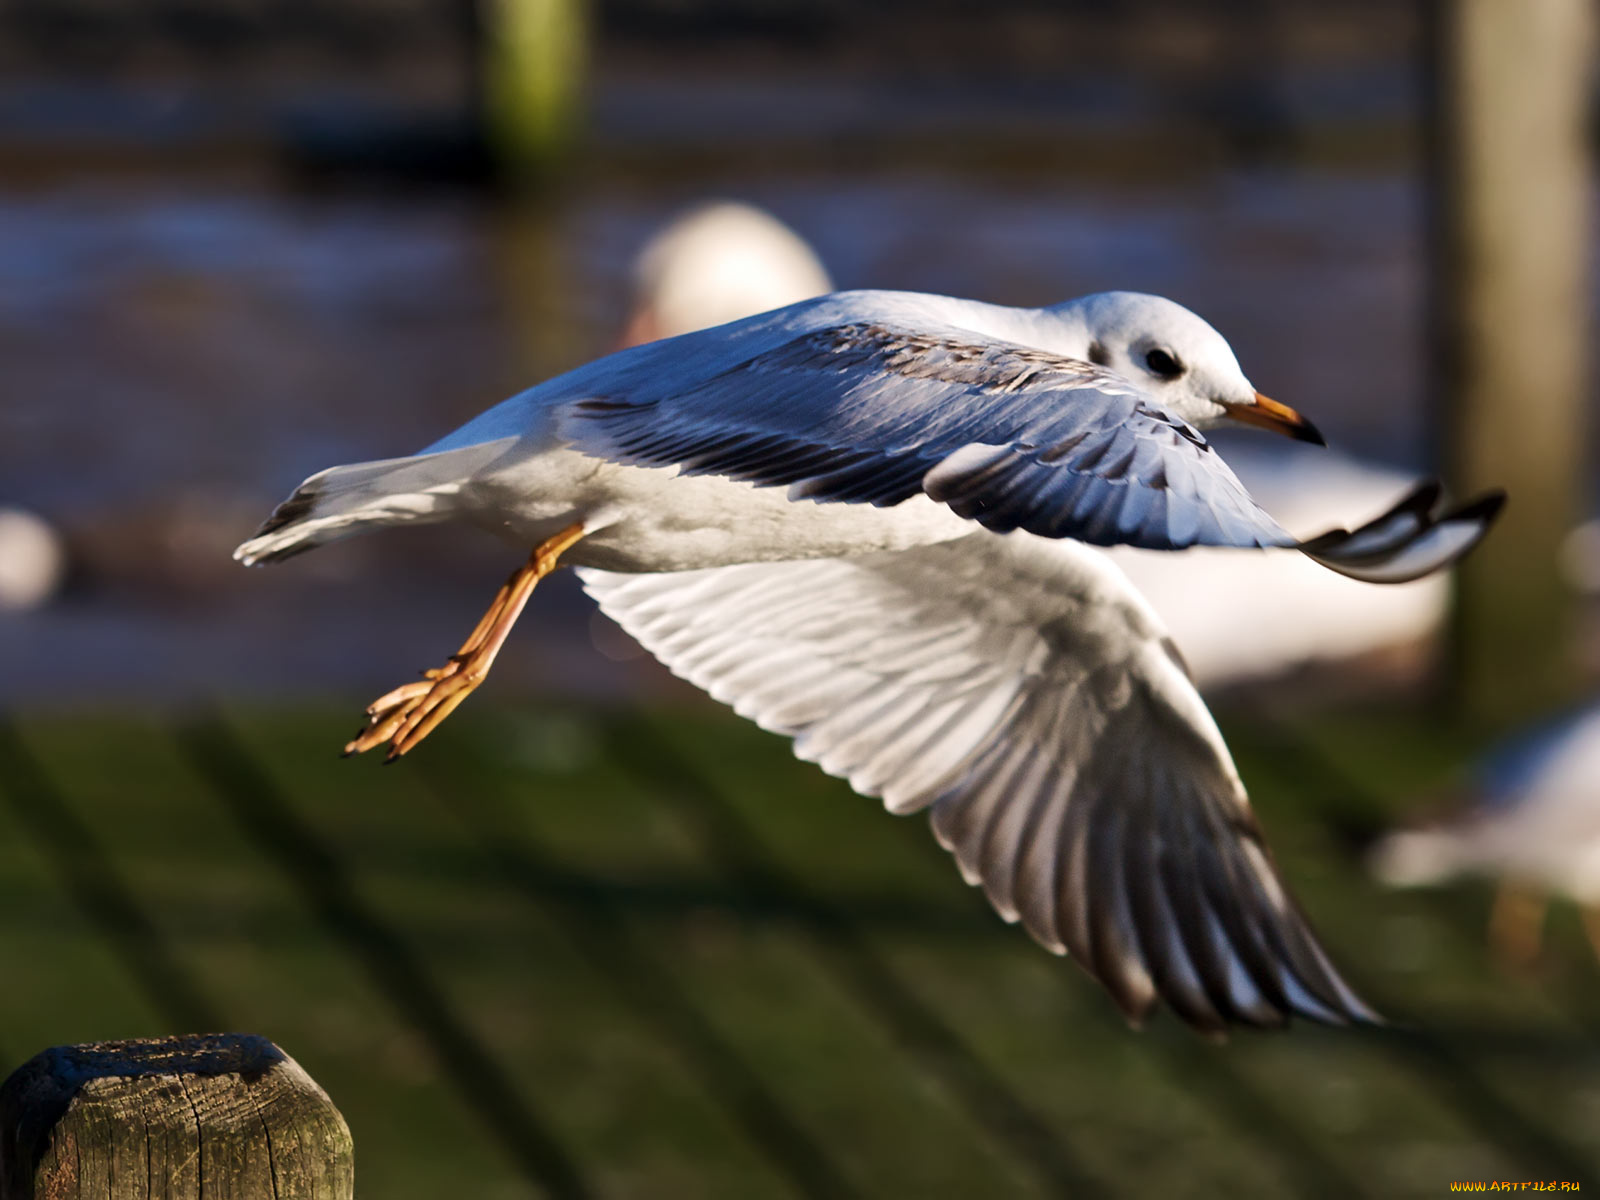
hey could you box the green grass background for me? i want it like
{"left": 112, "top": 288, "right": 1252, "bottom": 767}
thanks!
{"left": 0, "top": 700, "right": 1595, "bottom": 1198}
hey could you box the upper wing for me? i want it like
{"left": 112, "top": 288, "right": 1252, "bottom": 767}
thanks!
{"left": 553, "top": 310, "right": 1503, "bottom": 572}
{"left": 580, "top": 531, "right": 1378, "bottom": 1032}
{"left": 557, "top": 314, "right": 1294, "bottom": 552}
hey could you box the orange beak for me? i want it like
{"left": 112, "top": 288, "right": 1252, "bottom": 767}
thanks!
{"left": 1221, "top": 392, "right": 1326, "bottom": 446}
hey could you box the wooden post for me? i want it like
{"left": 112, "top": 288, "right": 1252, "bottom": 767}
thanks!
{"left": 0, "top": 1034, "right": 352, "bottom": 1200}
{"left": 1427, "top": 0, "right": 1594, "bottom": 727}
{"left": 466, "top": 0, "right": 588, "bottom": 181}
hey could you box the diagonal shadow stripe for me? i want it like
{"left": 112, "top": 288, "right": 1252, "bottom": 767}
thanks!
{"left": 414, "top": 757, "right": 863, "bottom": 1200}
{"left": 1140, "top": 1026, "right": 1371, "bottom": 1200}
{"left": 363, "top": 852, "right": 1001, "bottom": 939}
{"left": 0, "top": 715, "right": 226, "bottom": 1035}
{"left": 176, "top": 716, "right": 592, "bottom": 1200}
{"left": 1228, "top": 715, "right": 1599, "bottom": 1183}
{"left": 615, "top": 717, "right": 1114, "bottom": 1200}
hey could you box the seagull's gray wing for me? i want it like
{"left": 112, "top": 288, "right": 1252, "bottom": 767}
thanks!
{"left": 556, "top": 317, "right": 1503, "bottom": 576}
{"left": 581, "top": 531, "right": 1379, "bottom": 1032}
{"left": 558, "top": 318, "right": 1279, "bottom": 551}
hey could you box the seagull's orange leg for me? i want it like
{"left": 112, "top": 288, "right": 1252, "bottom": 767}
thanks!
{"left": 345, "top": 522, "right": 586, "bottom": 762}
{"left": 1487, "top": 879, "right": 1547, "bottom": 970}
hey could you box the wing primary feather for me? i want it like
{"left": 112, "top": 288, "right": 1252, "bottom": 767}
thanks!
{"left": 975, "top": 737, "right": 1057, "bottom": 923}
{"left": 1190, "top": 799, "right": 1297, "bottom": 1021}
{"left": 1085, "top": 788, "right": 1158, "bottom": 1024}
{"left": 1235, "top": 841, "right": 1378, "bottom": 1024}
{"left": 1053, "top": 777, "right": 1097, "bottom": 968}
{"left": 1196, "top": 790, "right": 1373, "bottom": 1025}
{"left": 1298, "top": 485, "right": 1504, "bottom": 584}
{"left": 929, "top": 736, "right": 1029, "bottom": 891}
{"left": 1122, "top": 766, "right": 1228, "bottom": 1032}
{"left": 1161, "top": 780, "right": 1276, "bottom": 1026}
{"left": 1012, "top": 758, "right": 1073, "bottom": 954}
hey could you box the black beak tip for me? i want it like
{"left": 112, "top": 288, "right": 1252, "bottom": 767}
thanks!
{"left": 1296, "top": 418, "right": 1328, "bottom": 448}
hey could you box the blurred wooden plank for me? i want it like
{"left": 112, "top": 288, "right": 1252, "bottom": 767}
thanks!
{"left": 224, "top": 707, "right": 794, "bottom": 1200}
{"left": 1426, "top": 0, "right": 1594, "bottom": 725}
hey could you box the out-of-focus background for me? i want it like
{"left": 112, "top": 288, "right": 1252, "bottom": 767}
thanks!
{"left": 3, "top": 1, "right": 1599, "bottom": 1196}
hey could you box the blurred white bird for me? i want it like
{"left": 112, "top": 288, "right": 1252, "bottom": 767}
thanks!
{"left": 1370, "top": 703, "right": 1600, "bottom": 967}
{"left": 1560, "top": 518, "right": 1600, "bottom": 596}
{"left": 237, "top": 279, "right": 1503, "bottom": 1032}
{"left": 614, "top": 203, "right": 1446, "bottom": 689}
{"left": 619, "top": 202, "right": 834, "bottom": 346}
{"left": 0, "top": 506, "right": 66, "bottom": 612}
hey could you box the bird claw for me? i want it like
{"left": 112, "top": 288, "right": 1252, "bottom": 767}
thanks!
{"left": 339, "top": 523, "right": 586, "bottom": 762}
{"left": 365, "top": 678, "right": 437, "bottom": 717}
{"left": 421, "top": 657, "right": 463, "bottom": 681}
{"left": 345, "top": 659, "right": 484, "bottom": 760}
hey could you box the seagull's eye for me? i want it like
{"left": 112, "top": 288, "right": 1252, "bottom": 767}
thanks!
{"left": 1144, "top": 348, "right": 1184, "bottom": 379}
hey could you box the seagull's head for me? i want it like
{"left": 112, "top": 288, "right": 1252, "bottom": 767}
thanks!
{"left": 1051, "top": 291, "right": 1325, "bottom": 445}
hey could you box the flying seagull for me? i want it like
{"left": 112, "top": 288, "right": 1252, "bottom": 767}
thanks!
{"left": 236, "top": 288, "right": 1504, "bottom": 1032}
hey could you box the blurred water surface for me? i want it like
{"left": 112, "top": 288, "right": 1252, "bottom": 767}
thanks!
{"left": 0, "top": 159, "right": 1450, "bottom": 702}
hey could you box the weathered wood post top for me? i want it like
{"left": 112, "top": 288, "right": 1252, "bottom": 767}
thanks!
{"left": 0, "top": 1033, "right": 352, "bottom": 1200}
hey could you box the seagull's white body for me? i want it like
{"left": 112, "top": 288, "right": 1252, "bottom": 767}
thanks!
{"left": 238, "top": 286, "right": 1501, "bottom": 1031}
{"left": 449, "top": 431, "right": 973, "bottom": 573}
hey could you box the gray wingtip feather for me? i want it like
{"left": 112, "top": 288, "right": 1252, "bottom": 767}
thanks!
{"left": 1300, "top": 483, "right": 1505, "bottom": 584}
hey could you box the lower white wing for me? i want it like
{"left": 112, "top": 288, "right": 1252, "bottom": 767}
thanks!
{"left": 580, "top": 532, "right": 1376, "bottom": 1032}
